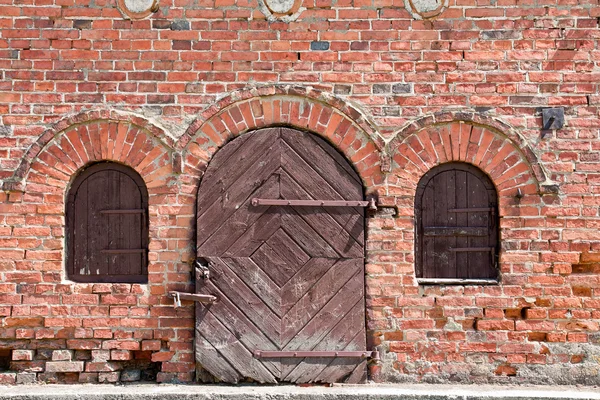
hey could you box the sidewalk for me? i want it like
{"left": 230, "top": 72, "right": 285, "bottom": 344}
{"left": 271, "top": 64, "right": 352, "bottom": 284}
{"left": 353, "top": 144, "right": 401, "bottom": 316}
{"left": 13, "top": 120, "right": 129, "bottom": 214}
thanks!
{"left": 0, "top": 383, "right": 599, "bottom": 400}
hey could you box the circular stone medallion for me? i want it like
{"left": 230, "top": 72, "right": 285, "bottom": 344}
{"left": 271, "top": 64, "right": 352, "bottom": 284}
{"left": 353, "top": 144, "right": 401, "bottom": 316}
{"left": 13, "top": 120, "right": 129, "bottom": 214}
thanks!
{"left": 117, "top": 0, "right": 158, "bottom": 19}
{"left": 265, "top": 0, "right": 296, "bottom": 14}
{"left": 259, "top": 0, "right": 303, "bottom": 19}
{"left": 406, "top": 0, "right": 448, "bottom": 19}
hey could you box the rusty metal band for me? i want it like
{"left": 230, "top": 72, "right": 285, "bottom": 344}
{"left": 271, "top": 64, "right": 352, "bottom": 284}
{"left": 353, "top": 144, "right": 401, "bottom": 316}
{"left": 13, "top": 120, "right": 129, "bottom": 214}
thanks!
{"left": 253, "top": 350, "right": 380, "bottom": 360}
{"left": 252, "top": 198, "right": 376, "bottom": 209}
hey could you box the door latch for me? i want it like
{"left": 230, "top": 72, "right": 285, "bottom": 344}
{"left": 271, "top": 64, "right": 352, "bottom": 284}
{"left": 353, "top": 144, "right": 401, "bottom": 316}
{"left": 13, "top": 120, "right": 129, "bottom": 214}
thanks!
{"left": 195, "top": 259, "right": 211, "bottom": 281}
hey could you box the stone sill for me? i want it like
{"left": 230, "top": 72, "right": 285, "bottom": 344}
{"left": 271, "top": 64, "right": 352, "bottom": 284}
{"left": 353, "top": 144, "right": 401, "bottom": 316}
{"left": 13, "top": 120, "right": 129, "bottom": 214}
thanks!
{"left": 417, "top": 278, "right": 499, "bottom": 286}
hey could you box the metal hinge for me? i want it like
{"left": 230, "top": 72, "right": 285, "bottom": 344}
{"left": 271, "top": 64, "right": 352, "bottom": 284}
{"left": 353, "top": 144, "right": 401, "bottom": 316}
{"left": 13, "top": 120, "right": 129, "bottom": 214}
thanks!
{"left": 252, "top": 198, "right": 377, "bottom": 211}
{"left": 253, "top": 350, "right": 380, "bottom": 361}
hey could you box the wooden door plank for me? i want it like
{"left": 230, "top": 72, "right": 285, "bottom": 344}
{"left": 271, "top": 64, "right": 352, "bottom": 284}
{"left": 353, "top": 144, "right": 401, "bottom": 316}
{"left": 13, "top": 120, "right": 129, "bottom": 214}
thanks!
{"left": 281, "top": 128, "right": 362, "bottom": 201}
{"left": 279, "top": 146, "right": 364, "bottom": 243}
{"left": 197, "top": 128, "right": 280, "bottom": 218}
{"left": 265, "top": 229, "right": 310, "bottom": 271}
{"left": 280, "top": 257, "right": 337, "bottom": 315}
{"left": 196, "top": 308, "right": 278, "bottom": 383}
{"left": 199, "top": 131, "right": 254, "bottom": 185}
{"left": 281, "top": 211, "right": 338, "bottom": 258}
{"left": 222, "top": 257, "right": 282, "bottom": 318}
{"left": 199, "top": 280, "right": 281, "bottom": 376}
{"left": 284, "top": 297, "right": 365, "bottom": 383}
{"left": 250, "top": 241, "right": 299, "bottom": 289}
{"left": 195, "top": 331, "right": 244, "bottom": 384}
{"left": 283, "top": 266, "right": 364, "bottom": 350}
{"left": 196, "top": 149, "right": 281, "bottom": 251}
{"left": 315, "top": 330, "right": 368, "bottom": 384}
{"left": 300, "top": 330, "right": 367, "bottom": 384}
{"left": 281, "top": 258, "right": 361, "bottom": 346}
{"left": 222, "top": 207, "right": 280, "bottom": 257}
{"left": 198, "top": 172, "right": 280, "bottom": 255}
{"left": 281, "top": 270, "right": 364, "bottom": 379}
{"left": 308, "top": 134, "right": 362, "bottom": 186}
{"left": 204, "top": 257, "right": 280, "bottom": 343}
{"left": 280, "top": 169, "right": 364, "bottom": 254}
{"left": 281, "top": 144, "right": 364, "bottom": 243}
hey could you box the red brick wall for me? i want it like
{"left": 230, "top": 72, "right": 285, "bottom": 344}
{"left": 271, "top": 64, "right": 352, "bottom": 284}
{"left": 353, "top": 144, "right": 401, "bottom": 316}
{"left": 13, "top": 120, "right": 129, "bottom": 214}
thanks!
{"left": 1, "top": 0, "right": 600, "bottom": 385}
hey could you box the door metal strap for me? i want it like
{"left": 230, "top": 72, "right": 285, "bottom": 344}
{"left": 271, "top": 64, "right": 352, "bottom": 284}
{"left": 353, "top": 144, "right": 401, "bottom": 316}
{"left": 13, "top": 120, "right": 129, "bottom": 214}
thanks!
{"left": 252, "top": 198, "right": 377, "bottom": 211}
{"left": 253, "top": 350, "right": 379, "bottom": 361}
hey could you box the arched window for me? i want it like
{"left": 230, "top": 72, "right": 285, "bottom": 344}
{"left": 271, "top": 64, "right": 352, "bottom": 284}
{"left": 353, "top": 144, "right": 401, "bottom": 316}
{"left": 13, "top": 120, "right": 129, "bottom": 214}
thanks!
{"left": 415, "top": 162, "right": 499, "bottom": 282}
{"left": 66, "top": 162, "right": 149, "bottom": 283}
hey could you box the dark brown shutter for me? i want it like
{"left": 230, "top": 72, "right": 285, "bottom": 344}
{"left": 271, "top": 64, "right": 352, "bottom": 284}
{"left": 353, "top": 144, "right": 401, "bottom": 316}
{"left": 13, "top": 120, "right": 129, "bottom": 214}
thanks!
{"left": 415, "top": 162, "right": 498, "bottom": 280}
{"left": 67, "top": 162, "right": 149, "bottom": 283}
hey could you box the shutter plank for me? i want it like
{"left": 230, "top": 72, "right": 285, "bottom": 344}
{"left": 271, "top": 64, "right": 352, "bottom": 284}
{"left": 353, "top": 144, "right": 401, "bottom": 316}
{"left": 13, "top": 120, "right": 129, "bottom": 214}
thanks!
{"left": 87, "top": 171, "right": 110, "bottom": 277}
{"left": 455, "top": 170, "right": 469, "bottom": 279}
{"left": 467, "top": 173, "right": 486, "bottom": 278}
{"left": 73, "top": 179, "right": 89, "bottom": 277}
{"left": 421, "top": 182, "right": 435, "bottom": 278}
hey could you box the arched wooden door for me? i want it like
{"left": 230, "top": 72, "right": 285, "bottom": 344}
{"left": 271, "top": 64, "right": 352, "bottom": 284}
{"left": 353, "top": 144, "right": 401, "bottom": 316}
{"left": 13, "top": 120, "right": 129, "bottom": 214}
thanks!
{"left": 195, "top": 127, "right": 368, "bottom": 384}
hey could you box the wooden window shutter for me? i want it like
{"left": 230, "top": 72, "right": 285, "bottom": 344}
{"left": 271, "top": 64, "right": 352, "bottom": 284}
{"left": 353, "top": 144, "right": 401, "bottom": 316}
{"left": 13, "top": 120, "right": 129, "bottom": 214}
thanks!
{"left": 415, "top": 162, "right": 499, "bottom": 280}
{"left": 66, "top": 162, "right": 149, "bottom": 283}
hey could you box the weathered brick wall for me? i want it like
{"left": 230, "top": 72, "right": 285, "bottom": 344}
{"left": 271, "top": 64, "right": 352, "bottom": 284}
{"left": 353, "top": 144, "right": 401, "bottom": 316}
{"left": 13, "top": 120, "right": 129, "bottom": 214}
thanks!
{"left": 1, "top": 0, "right": 600, "bottom": 385}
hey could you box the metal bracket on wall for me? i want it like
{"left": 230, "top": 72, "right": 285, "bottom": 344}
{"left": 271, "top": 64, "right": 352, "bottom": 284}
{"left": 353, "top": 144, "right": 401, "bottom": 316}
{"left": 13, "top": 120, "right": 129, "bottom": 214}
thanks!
{"left": 168, "top": 291, "right": 217, "bottom": 307}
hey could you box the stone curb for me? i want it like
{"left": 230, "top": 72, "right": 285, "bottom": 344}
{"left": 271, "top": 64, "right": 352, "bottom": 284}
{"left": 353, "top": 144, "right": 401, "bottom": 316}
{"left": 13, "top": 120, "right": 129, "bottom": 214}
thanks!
{"left": 0, "top": 384, "right": 598, "bottom": 400}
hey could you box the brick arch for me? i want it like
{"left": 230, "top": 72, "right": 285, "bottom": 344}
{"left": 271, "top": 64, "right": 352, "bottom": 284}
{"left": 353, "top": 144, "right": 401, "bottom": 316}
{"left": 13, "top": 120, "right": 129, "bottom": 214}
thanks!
{"left": 4, "top": 109, "right": 175, "bottom": 193}
{"left": 389, "top": 111, "right": 551, "bottom": 188}
{"left": 388, "top": 121, "right": 544, "bottom": 207}
{"left": 179, "top": 87, "right": 386, "bottom": 192}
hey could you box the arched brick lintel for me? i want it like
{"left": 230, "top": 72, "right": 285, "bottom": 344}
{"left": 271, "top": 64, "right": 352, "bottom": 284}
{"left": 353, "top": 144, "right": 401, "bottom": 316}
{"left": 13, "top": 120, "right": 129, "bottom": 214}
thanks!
{"left": 179, "top": 87, "right": 386, "bottom": 192}
{"left": 388, "top": 120, "right": 549, "bottom": 204}
{"left": 4, "top": 109, "right": 175, "bottom": 193}
{"left": 388, "top": 111, "right": 552, "bottom": 190}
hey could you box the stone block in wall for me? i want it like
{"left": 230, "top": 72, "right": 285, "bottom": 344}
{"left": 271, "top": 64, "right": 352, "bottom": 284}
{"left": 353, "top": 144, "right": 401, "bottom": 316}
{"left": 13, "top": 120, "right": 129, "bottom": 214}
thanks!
{"left": 85, "top": 362, "right": 122, "bottom": 372}
{"left": 75, "top": 350, "right": 91, "bottom": 361}
{"left": 98, "top": 372, "right": 120, "bottom": 383}
{"left": 111, "top": 350, "right": 132, "bottom": 361}
{"left": 78, "top": 373, "right": 99, "bottom": 383}
{"left": 35, "top": 349, "right": 53, "bottom": 360}
{"left": 91, "top": 350, "right": 111, "bottom": 362}
{"left": 51, "top": 350, "right": 74, "bottom": 361}
{"left": 141, "top": 340, "right": 161, "bottom": 351}
{"left": 15, "top": 373, "right": 36, "bottom": 385}
{"left": 121, "top": 369, "right": 141, "bottom": 382}
{"left": 37, "top": 373, "right": 58, "bottom": 384}
{"left": 10, "top": 361, "right": 45, "bottom": 372}
{"left": 12, "top": 350, "right": 34, "bottom": 361}
{"left": 45, "top": 361, "right": 84, "bottom": 373}
{"left": 151, "top": 351, "right": 174, "bottom": 362}
{"left": 0, "top": 372, "right": 16, "bottom": 384}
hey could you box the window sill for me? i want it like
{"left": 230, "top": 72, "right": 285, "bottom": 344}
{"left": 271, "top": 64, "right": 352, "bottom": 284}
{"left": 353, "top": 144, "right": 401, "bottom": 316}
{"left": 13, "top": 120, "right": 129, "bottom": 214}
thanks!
{"left": 417, "top": 278, "right": 499, "bottom": 286}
